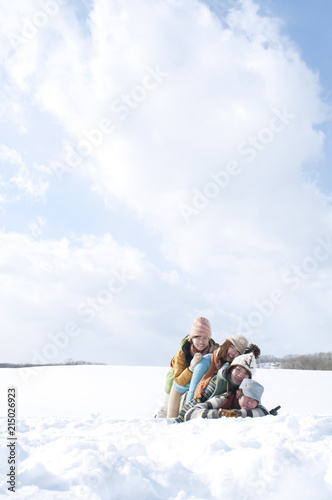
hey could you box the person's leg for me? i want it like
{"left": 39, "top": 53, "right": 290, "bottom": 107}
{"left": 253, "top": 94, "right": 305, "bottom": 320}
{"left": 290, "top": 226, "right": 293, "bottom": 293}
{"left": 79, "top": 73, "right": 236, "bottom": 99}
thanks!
{"left": 167, "top": 381, "right": 189, "bottom": 417}
{"left": 167, "top": 385, "right": 182, "bottom": 417}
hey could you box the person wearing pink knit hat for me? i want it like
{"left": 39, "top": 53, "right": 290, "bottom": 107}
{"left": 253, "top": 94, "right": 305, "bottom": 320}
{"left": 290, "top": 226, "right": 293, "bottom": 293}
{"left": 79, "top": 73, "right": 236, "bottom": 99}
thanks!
{"left": 166, "top": 316, "right": 217, "bottom": 418}
{"left": 154, "top": 317, "right": 218, "bottom": 419}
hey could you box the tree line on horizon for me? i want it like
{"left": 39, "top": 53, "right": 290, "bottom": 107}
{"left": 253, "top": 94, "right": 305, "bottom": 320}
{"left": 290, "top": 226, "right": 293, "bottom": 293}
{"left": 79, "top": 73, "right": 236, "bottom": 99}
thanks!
{"left": 1, "top": 353, "right": 332, "bottom": 370}
{"left": 258, "top": 352, "right": 332, "bottom": 370}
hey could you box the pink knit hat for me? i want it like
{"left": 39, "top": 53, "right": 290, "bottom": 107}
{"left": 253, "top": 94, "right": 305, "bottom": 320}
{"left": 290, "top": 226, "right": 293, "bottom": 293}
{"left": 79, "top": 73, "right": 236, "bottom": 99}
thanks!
{"left": 189, "top": 316, "right": 212, "bottom": 339}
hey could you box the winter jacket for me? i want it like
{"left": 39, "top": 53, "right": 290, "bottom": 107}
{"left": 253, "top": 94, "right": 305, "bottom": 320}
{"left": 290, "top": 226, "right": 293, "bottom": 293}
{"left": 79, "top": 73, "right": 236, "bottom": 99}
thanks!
{"left": 170, "top": 335, "right": 217, "bottom": 388}
{"left": 170, "top": 346, "right": 193, "bottom": 387}
{"left": 184, "top": 393, "right": 269, "bottom": 421}
{"left": 175, "top": 363, "right": 238, "bottom": 423}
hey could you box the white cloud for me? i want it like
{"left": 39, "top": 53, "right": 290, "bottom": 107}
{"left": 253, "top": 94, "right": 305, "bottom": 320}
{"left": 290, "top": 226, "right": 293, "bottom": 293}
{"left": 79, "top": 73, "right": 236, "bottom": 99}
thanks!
{"left": 67, "top": 0, "right": 330, "bottom": 265}
{"left": 0, "top": 144, "right": 49, "bottom": 203}
{"left": 0, "top": 231, "right": 146, "bottom": 359}
{"left": 0, "top": 228, "right": 210, "bottom": 364}
{"left": 0, "top": 0, "right": 331, "bottom": 361}
{"left": 28, "top": 215, "right": 47, "bottom": 236}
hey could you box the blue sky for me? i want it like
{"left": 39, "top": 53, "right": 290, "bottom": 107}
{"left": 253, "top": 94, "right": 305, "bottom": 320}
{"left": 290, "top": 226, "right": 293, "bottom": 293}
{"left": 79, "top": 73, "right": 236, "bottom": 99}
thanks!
{"left": 259, "top": 0, "right": 332, "bottom": 190}
{"left": 1, "top": 0, "right": 331, "bottom": 366}
{"left": 266, "top": 0, "right": 332, "bottom": 90}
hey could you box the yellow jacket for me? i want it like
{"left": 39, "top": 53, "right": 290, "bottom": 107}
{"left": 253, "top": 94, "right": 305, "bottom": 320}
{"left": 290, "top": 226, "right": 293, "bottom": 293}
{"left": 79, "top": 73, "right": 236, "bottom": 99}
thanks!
{"left": 170, "top": 336, "right": 218, "bottom": 387}
{"left": 170, "top": 347, "right": 193, "bottom": 386}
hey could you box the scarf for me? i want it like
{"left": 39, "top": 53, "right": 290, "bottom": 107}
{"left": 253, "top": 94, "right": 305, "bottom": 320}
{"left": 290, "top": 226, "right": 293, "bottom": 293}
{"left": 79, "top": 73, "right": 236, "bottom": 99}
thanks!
{"left": 216, "top": 393, "right": 241, "bottom": 410}
{"left": 190, "top": 342, "right": 210, "bottom": 358}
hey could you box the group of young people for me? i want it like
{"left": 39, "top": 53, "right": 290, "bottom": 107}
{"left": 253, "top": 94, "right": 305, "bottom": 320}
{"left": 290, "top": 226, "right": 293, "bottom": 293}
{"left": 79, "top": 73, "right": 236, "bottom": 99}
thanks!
{"left": 155, "top": 316, "right": 279, "bottom": 422}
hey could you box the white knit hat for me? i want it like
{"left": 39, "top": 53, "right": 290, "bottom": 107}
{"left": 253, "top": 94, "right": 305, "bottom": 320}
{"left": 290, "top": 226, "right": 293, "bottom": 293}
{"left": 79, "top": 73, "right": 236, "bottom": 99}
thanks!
{"left": 230, "top": 351, "right": 257, "bottom": 377}
{"left": 226, "top": 334, "right": 248, "bottom": 354}
{"left": 239, "top": 379, "right": 264, "bottom": 402}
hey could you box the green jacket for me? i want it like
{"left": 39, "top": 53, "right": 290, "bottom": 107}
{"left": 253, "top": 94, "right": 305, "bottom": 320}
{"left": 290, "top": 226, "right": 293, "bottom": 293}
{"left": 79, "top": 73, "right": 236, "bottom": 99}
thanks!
{"left": 211, "top": 364, "right": 238, "bottom": 397}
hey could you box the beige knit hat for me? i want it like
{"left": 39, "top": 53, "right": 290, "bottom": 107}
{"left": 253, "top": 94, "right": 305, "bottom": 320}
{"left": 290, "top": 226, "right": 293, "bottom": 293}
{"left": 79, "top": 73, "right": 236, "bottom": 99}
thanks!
{"left": 189, "top": 316, "right": 211, "bottom": 339}
{"left": 226, "top": 334, "right": 248, "bottom": 354}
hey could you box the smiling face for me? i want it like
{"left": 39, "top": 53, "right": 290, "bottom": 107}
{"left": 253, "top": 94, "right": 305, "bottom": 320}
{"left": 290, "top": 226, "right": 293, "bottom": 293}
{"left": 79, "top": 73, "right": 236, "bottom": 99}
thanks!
{"left": 230, "top": 365, "right": 250, "bottom": 386}
{"left": 226, "top": 345, "right": 241, "bottom": 363}
{"left": 191, "top": 335, "right": 210, "bottom": 352}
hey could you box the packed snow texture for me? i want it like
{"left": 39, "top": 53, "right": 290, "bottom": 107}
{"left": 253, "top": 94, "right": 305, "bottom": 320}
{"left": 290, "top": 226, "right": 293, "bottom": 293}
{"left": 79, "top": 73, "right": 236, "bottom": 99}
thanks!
{"left": 0, "top": 366, "right": 332, "bottom": 499}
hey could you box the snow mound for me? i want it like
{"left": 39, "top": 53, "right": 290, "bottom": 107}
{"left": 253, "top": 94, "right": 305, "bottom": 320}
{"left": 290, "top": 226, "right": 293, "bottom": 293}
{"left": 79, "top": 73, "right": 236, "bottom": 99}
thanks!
{"left": 0, "top": 366, "right": 331, "bottom": 499}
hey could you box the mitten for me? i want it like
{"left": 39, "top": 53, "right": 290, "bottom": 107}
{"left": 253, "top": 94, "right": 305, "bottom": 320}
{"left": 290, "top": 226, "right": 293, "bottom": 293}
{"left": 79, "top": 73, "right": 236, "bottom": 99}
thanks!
{"left": 189, "top": 353, "right": 203, "bottom": 372}
{"left": 219, "top": 409, "right": 241, "bottom": 418}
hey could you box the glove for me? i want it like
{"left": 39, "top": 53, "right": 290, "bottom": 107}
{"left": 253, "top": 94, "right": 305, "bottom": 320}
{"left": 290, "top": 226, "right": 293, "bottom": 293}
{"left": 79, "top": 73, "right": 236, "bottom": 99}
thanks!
{"left": 189, "top": 353, "right": 203, "bottom": 372}
{"left": 269, "top": 405, "right": 281, "bottom": 416}
{"left": 219, "top": 409, "right": 241, "bottom": 418}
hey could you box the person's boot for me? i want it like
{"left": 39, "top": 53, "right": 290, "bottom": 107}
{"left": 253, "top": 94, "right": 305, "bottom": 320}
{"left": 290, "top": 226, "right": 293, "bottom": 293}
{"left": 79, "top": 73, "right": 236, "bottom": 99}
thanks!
{"left": 154, "top": 392, "right": 169, "bottom": 418}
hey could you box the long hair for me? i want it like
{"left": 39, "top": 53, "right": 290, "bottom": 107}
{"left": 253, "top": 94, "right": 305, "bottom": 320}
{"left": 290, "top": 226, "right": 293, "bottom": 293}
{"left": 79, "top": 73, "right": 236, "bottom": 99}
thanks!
{"left": 182, "top": 339, "right": 193, "bottom": 365}
{"left": 193, "top": 339, "right": 234, "bottom": 399}
{"left": 182, "top": 337, "right": 212, "bottom": 366}
{"left": 215, "top": 339, "right": 234, "bottom": 367}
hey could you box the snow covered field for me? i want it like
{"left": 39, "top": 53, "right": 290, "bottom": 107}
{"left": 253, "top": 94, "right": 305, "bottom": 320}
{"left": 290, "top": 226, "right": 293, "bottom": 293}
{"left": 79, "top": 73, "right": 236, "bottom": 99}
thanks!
{"left": 0, "top": 365, "right": 332, "bottom": 499}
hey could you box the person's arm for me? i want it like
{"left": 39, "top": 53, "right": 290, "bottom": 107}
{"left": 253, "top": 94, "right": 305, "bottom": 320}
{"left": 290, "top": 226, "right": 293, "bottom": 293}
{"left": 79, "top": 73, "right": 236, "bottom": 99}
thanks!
{"left": 185, "top": 400, "right": 270, "bottom": 421}
{"left": 226, "top": 404, "right": 270, "bottom": 418}
{"left": 171, "top": 349, "right": 192, "bottom": 387}
{"left": 184, "top": 395, "right": 225, "bottom": 421}
{"left": 186, "top": 355, "right": 211, "bottom": 402}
